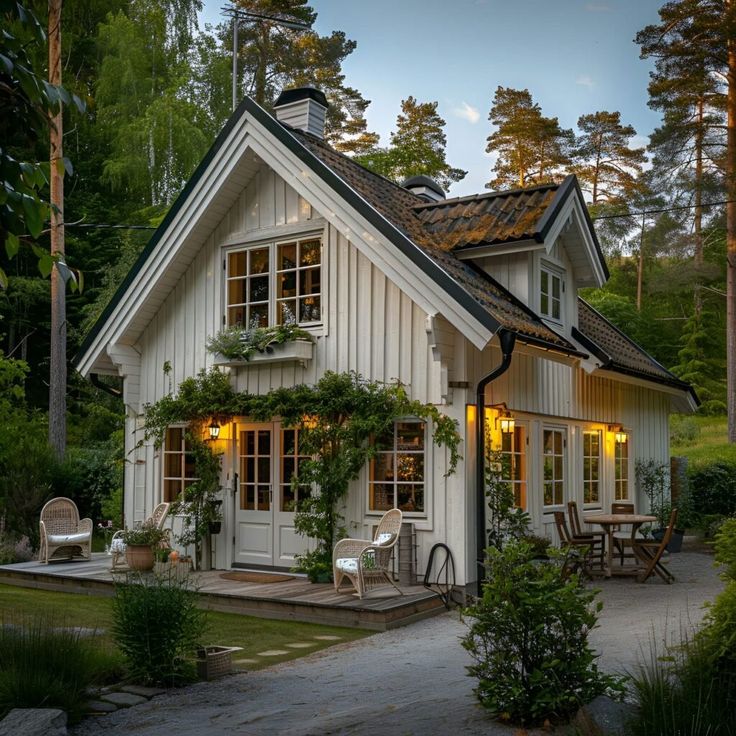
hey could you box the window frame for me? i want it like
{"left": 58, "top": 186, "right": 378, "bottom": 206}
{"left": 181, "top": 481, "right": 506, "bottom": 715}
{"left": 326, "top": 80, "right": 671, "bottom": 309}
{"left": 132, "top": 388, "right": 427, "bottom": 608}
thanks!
{"left": 539, "top": 262, "right": 564, "bottom": 324}
{"left": 499, "top": 423, "right": 528, "bottom": 510}
{"left": 542, "top": 425, "right": 566, "bottom": 508}
{"left": 224, "top": 233, "right": 324, "bottom": 330}
{"left": 368, "top": 419, "right": 428, "bottom": 518}
{"left": 162, "top": 425, "right": 197, "bottom": 504}
{"left": 582, "top": 429, "right": 602, "bottom": 507}
{"left": 614, "top": 432, "right": 630, "bottom": 501}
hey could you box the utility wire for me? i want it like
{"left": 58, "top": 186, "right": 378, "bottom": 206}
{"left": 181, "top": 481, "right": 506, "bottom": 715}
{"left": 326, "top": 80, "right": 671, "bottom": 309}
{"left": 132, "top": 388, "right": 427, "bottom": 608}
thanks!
{"left": 591, "top": 198, "right": 736, "bottom": 220}
{"left": 65, "top": 223, "right": 157, "bottom": 230}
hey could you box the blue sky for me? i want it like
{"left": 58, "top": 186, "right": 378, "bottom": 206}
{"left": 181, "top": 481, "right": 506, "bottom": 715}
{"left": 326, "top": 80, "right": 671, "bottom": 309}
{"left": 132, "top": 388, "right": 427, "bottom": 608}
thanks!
{"left": 201, "top": 1, "right": 664, "bottom": 197}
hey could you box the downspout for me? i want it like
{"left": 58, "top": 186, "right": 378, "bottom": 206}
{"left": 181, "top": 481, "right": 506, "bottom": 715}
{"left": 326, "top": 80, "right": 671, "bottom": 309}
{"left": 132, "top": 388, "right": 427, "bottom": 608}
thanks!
{"left": 476, "top": 328, "right": 516, "bottom": 595}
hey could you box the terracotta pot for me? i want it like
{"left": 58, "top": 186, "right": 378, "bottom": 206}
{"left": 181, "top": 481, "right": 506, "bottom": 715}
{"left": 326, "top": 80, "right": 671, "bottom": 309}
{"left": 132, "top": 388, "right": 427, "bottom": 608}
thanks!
{"left": 125, "top": 544, "right": 155, "bottom": 571}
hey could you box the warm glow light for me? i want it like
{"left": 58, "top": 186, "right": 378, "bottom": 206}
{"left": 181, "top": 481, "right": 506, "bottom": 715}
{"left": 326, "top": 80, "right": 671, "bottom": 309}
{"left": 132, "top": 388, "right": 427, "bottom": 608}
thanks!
{"left": 302, "top": 414, "right": 318, "bottom": 429}
{"left": 466, "top": 405, "right": 477, "bottom": 423}
{"left": 500, "top": 414, "right": 515, "bottom": 434}
{"left": 615, "top": 431, "right": 628, "bottom": 444}
{"left": 208, "top": 420, "right": 221, "bottom": 441}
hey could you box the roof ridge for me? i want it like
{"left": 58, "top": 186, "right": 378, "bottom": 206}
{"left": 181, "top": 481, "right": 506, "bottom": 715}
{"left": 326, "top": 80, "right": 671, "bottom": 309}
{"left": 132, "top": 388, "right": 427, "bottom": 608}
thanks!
{"left": 412, "top": 180, "right": 561, "bottom": 210}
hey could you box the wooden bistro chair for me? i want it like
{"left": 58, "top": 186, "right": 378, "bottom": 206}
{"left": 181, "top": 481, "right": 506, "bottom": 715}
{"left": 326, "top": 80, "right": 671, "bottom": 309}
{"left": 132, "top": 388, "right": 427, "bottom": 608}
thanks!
{"left": 567, "top": 501, "right": 606, "bottom": 547}
{"left": 333, "top": 509, "right": 403, "bottom": 598}
{"left": 611, "top": 502, "right": 638, "bottom": 566}
{"left": 38, "top": 497, "right": 93, "bottom": 564}
{"left": 553, "top": 511, "right": 605, "bottom": 577}
{"left": 110, "top": 502, "right": 171, "bottom": 571}
{"left": 632, "top": 508, "right": 678, "bottom": 584}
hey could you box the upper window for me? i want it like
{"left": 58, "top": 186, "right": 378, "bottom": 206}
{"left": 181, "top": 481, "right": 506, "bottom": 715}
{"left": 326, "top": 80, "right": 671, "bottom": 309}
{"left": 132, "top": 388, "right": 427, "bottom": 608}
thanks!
{"left": 583, "top": 430, "right": 601, "bottom": 505}
{"left": 369, "top": 420, "right": 426, "bottom": 514}
{"left": 162, "top": 427, "right": 197, "bottom": 503}
{"left": 542, "top": 427, "right": 565, "bottom": 506}
{"left": 227, "top": 237, "right": 322, "bottom": 328}
{"left": 540, "top": 266, "right": 562, "bottom": 322}
{"left": 615, "top": 433, "right": 629, "bottom": 500}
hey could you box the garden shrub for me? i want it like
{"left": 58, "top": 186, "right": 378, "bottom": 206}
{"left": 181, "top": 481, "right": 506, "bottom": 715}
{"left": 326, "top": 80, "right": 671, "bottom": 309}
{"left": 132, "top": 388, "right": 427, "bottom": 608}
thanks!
{"left": 112, "top": 572, "right": 206, "bottom": 685}
{"left": 686, "top": 461, "right": 736, "bottom": 525}
{"left": 0, "top": 616, "right": 119, "bottom": 723}
{"left": 670, "top": 414, "right": 700, "bottom": 446}
{"left": 463, "top": 541, "right": 624, "bottom": 726}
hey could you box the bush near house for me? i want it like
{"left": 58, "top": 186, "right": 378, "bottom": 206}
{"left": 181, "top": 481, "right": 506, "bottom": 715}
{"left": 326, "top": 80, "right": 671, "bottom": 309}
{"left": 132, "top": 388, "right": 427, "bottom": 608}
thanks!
{"left": 676, "top": 460, "right": 736, "bottom": 533}
{"left": 463, "top": 542, "right": 624, "bottom": 726}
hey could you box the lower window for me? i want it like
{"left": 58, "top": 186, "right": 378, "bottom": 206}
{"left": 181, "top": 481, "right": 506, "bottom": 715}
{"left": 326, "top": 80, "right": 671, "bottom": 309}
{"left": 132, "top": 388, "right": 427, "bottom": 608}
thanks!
{"left": 615, "top": 434, "right": 629, "bottom": 500}
{"left": 543, "top": 427, "right": 565, "bottom": 506}
{"left": 583, "top": 430, "right": 601, "bottom": 505}
{"left": 369, "top": 420, "right": 425, "bottom": 513}
{"left": 162, "top": 427, "right": 197, "bottom": 503}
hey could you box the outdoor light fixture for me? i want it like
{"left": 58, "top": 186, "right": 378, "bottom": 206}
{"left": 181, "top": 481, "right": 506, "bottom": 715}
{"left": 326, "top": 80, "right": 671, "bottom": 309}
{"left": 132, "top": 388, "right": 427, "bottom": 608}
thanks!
{"left": 208, "top": 419, "right": 221, "bottom": 441}
{"left": 615, "top": 430, "right": 628, "bottom": 444}
{"left": 607, "top": 424, "right": 627, "bottom": 443}
{"left": 499, "top": 411, "right": 515, "bottom": 434}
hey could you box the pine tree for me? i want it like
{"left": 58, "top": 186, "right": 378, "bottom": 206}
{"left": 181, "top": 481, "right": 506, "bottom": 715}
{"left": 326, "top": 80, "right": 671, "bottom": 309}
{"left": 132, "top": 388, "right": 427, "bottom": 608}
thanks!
{"left": 486, "top": 86, "right": 574, "bottom": 190}
{"left": 636, "top": 0, "right": 736, "bottom": 441}
{"left": 572, "top": 111, "right": 646, "bottom": 204}
{"left": 354, "top": 97, "right": 466, "bottom": 191}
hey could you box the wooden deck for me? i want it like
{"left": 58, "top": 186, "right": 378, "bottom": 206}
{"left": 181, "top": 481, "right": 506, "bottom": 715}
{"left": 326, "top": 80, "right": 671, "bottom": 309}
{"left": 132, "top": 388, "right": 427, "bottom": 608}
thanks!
{"left": 0, "top": 554, "right": 445, "bottom": 631}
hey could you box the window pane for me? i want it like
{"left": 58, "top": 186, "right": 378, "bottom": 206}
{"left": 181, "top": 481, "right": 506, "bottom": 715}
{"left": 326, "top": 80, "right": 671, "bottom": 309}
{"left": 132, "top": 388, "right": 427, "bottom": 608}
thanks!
{"left": 228, "top": 279, "right": 247, "bottom": 305}
{"left": 300, "top": 240, "right": 321, "bottom": 266}
{"left": 372, "top": 453, "right": 394, "bottom": 481}
{"left": 299, "top": 267, "right": 321, "bottom": 295}
{"left": 540, "top": 293, "right": 548, "bottom": 314}
{"left": 279, "top": 271, "right": 297, "bottom": 298}
{"left": 164, "top": 452, "right": 181, "bottom": 477}
{"left": 250, "top": 304, "right": 268, "bottom": 327}
{"left": 278, "top": 243, "right": 297, "bottom": 271}
{"left": 397, "top": 453, "right": 424, "bottom": 482}
{"left": 299, "top": 296, "right": 320, "bottom": 322}
{"left": 541, "top": 270, "right": 548, "bottom": 294}
{"left": 369, "top": 483, "right": 393, "bottom": 511}
{"left": 552, "top": 275, "right": 560, "bottom": 299}
{"left": 397, "top": 422, "right": 425, "bottom": 449}
{"left": 249, "top": 248, "right": 269, "bottom": 274}
{"left": 552, "top": 299, "right": 560, "bottom": 320}
{"left": 249, "top": 276, "right": 269, "bottom": 302}
{"left": 229, "top": 251, "right": 247, "bottom": 277}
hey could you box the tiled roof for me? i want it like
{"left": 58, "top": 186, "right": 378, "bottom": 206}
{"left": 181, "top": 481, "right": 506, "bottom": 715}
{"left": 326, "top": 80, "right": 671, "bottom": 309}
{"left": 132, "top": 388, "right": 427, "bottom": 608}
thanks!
{"left": 576, "top": 300, "right": 688, "bottom": 387}
{"left": 413, "top": 184, "right": 559, "bottom": 251}
{"left": 291, "top": 129, "right": 578, "bottom": 353}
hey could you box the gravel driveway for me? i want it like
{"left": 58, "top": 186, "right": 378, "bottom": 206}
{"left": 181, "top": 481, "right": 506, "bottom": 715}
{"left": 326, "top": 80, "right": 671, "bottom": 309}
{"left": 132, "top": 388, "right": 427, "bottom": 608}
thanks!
{"left": 72, "top": 550, "right": 722, "bottom": 736}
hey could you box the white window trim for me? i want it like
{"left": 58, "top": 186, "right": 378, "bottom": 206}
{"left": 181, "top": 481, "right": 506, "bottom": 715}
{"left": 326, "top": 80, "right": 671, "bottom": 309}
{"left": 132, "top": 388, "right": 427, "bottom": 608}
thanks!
{"left": 614, "top": 429, "right": 632, "bottom": 502}
{"left": 539, "top": 261, "right": 565, "bottom": 325}
{"left": 582, "top": 428, "right": 603, "bottom": 509}
{"left": 541, "top": 424, "right": 567, "bottom": 509}
{"left": 223, "top": 228, "right": 325, "bottom": 332}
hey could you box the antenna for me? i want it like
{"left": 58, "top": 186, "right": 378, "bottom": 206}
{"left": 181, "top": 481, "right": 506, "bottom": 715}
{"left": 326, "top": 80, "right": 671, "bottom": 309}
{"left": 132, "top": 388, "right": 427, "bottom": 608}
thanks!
{"left": 221, "top": 4, "right": 312, "bottom": 112}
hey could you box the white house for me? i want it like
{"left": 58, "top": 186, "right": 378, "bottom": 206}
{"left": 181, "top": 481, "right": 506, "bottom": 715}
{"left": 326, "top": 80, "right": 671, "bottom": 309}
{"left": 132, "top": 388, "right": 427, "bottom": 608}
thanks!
{"left": 75, "top": 88, "right": 697, "bottom": 591}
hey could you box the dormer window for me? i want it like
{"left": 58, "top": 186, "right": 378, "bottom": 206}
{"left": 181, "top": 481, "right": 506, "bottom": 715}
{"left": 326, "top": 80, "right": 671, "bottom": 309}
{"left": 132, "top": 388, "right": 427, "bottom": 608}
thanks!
{"left": 540, "top": 265, "right": 563, "bottom": 322}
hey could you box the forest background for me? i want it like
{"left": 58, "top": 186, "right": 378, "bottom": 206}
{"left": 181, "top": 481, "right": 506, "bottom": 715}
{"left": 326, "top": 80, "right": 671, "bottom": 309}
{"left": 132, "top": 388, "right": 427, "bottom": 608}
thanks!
{"left": 0, "top": 0, "right": 729, "bottom": 544}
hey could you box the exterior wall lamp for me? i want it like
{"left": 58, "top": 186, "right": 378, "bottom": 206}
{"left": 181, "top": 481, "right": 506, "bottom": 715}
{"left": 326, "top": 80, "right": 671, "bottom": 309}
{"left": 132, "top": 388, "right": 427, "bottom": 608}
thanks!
{"left": 499, "top": 411, "right": 515, "bottom": 434}
{"left": 208, "top": 419, "right": 221, "bottom": 441}
{"left": 607, "top": 424, "right": 627, "bottom": 443}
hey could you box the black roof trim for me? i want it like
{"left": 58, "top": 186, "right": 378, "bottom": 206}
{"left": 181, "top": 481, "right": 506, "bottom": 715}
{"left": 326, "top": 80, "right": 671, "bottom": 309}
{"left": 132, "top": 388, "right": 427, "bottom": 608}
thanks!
{"left": 571, "top": 325, "right": 610, "bottom": 364}
{"left": 74, "top": 95, "right": 255, "bottom": 368}
{"left": 274, "top": 86, "right": 328, "bottom": 109}
{"left": 515, "top": 333, "right": 588, "bottom": 360}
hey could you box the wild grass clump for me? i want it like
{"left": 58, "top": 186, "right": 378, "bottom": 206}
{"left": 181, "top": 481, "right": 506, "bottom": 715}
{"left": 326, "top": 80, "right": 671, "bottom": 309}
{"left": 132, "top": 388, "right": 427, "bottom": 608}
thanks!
{"left": 0, "top": 616, "right": 120, "bottom": 722}
{"left": 112, "top": 572, "right": 206, "bottom": 685}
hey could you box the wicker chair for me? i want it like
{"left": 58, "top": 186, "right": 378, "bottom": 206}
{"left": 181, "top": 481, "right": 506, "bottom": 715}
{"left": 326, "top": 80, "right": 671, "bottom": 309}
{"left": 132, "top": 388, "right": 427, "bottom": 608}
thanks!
{"left": 110, "top": 502, "right": 171, "bottom": 571}
{"left": 333, "top": 509, "right": 403, "bottom": 598}
{"left": 38, "top": 497, "right": 93, "bottom": 564}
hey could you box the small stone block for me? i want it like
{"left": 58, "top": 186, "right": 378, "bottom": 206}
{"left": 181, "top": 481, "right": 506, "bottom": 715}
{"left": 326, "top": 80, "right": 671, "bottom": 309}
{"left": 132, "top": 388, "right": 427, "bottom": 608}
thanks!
{"left": 285, "top": 642, "right": 317, "bottom": 648}
{"left": 312, "top": 635, "right": 342, "bottom": 641}
{"left": 119, "top": 685, "right": 166, "bottom": 698}
{"left": 574, "top": 696, "right": 638, "bottom": 736}
{"left": 100, "top": 692, "right": 148, "bottom": 707}
{"left": 85, "top": 701, "right": 118, "bottom": 714}
{"left": 0, "top": 708, "right": 67, "bottom": 736}
{"left": 256, "top": 649, "right": 289, "bottom": 657}
{"left": 233, "top": 658, "right": 260, "bottom": 665}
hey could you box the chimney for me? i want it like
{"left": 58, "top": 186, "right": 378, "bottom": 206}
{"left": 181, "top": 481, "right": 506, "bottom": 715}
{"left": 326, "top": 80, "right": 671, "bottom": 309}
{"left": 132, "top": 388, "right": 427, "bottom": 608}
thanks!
{"left": 402, "top": 175, "right": 445, "bottom": 203}
{"left": 273, "top": 87, "right": 328, "bottom": 139}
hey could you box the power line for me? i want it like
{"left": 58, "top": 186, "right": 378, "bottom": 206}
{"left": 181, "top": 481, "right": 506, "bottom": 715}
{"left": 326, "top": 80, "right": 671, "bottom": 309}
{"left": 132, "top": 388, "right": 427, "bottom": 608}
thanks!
{"left": 591, "top": 198, "right": 736, "bottom": 220}
{"left": 65, "top": 223, "right": 157, "bottom": 230}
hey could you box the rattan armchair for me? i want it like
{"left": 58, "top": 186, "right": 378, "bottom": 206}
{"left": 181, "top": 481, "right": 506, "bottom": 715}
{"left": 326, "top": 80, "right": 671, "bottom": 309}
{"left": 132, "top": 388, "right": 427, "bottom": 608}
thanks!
{"left": 333, "top": 508, "right": 403, "bottom": 598}
{"left": 110, "top": 502, "right": 171, "bottom": 570}
{"left": 38, "top": 497, "right": 92, "bottom": 563}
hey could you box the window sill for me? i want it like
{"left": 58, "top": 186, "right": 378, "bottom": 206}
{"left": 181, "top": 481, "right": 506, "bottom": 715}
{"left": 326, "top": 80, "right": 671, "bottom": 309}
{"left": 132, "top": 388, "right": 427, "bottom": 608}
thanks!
{"left": 212, "top": 339, "right": 314, "bottom": 368}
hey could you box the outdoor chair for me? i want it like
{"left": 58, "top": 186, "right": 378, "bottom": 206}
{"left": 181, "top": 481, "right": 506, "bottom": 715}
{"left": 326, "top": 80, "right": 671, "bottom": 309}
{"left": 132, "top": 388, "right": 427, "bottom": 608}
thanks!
{"left": 110, "top": 502, "right": 171, "bottom": 571}
{"left": 567, "top": 501, "right": 606, "bottom": 546}
{"left": 333, "top": 508, "right": 403, "bottom": 598}
{"left": 611, "top": 502, "right": 639, "bottom": 566}
{"left": 38, "top": 497, "right": 93, "bottom": 564}
{"left": 553, "top": 510, "right": 604, "bottom": 577}
{"left": 633, "top": 508, "right": 677, "bottom": 584}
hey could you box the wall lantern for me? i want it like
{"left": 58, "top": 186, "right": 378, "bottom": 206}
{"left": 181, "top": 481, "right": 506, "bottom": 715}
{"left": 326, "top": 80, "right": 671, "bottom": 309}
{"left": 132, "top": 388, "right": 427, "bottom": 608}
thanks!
{"left": 499, "top": 411, "right": 515, "bottom": 434}
{"left": 615, "top": 430, "right": 628, "bottom": 444}
{"left": 302, "top": 414, "right": 318, "bottom": 429}
{"left": 208, "top": 419, "right": 221, "bottom": 441}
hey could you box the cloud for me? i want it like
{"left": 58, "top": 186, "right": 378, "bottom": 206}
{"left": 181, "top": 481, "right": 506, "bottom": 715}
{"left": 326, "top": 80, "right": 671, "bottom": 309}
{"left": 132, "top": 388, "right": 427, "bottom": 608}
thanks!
{"left": 576, "top": 75, "right": 595, "bottom": 89}
{"left": 585, "top": 3, "right": 611, "bottom": 10}
{"left": 452, "top": 102, "right": 481, "bottom": 124}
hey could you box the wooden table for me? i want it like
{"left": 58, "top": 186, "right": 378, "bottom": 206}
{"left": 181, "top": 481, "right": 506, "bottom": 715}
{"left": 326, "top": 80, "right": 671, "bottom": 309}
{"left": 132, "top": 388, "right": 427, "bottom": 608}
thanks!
{"left": 583, "top": 513, "right": 657, "bottom": 577}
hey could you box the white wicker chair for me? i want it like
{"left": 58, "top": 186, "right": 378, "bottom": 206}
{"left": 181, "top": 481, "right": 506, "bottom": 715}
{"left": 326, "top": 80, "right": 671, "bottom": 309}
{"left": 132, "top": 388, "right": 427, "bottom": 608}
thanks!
{"left": 110, "top": 502, "right": 171, "bottom": 570}
{"left": 38, "top": 497, "right": 92, "bottom": 564}
{"left": 333, "top": 509, "right": 403, "bottom": 598}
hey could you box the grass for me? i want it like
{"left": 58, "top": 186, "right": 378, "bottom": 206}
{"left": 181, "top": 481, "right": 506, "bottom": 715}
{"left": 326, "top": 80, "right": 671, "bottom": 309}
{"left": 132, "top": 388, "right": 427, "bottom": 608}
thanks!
{"left": 0, "top": 583, "right": 371, "bottom": 671}
{"left": 671, "top": 415, "right": 736, "bottom": 466}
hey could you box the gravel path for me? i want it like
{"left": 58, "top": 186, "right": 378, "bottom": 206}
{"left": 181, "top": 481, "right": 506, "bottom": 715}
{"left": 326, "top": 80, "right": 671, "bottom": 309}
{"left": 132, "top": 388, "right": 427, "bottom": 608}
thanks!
{"left": 72, "top": 550, "right": 722, "bottom": 736}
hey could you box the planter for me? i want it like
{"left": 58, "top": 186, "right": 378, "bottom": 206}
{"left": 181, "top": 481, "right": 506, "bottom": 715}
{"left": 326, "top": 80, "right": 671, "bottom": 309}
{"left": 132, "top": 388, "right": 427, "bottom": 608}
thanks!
{"left": 125, "top": 544, "right": 155, "bottom": 571}
{"left": 213, "top": 339, "right": 313, "bottom": 368}
{"left": 208, "top": 521, "right": 222, "bottom": 535}
{"left": 667, "top": 529, "right": 685, "bottom": 553}
{"left": 196, "top": 646, "right": 242, "bottom": 681}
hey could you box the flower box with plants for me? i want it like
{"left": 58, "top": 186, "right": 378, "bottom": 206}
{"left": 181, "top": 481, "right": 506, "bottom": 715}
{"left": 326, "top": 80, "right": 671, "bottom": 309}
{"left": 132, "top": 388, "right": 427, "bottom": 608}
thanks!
{"left": 121, "top": 524, "right": 169, "bottom": 571}
{"left": 207, "top": 323, "right": 314, "bottom": 367}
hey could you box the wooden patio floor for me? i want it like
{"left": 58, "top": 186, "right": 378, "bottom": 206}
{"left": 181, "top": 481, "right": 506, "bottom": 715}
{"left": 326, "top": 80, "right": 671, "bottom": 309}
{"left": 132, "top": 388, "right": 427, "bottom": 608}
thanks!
{"left": 0, "top": 554, "right": 445, "bottom": 631}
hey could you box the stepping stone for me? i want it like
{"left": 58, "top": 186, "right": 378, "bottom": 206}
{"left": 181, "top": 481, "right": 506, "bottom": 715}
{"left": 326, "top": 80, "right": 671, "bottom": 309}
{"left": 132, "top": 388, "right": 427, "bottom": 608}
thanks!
{"left": 256, "top": 649, "right": 289, "bottom": 657}
{"left": 233, "top": 658, "right": 260, "bottom": 666}
{"left": 285, "top": 642, "right": 317, "bottom": 649}
{"left": 86, "top": 700, "right": 118, "bottom": 714}
{"left": 312, "top": 635, "right": 342, "bottom": 641}
{"left": 120, "top": 685, "right": 166, "bottom": 698}
{"left": 0, "top": 708, "right": 67, "bottom": 736}
{"left": 100, "top": 692, "right": 148, "bottom": 707}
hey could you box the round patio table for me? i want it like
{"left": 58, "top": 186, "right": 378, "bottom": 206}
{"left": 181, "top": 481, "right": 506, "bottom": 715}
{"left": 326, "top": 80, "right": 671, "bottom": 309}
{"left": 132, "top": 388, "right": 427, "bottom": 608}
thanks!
{"left": 583, "top": 513, "right": 657, "bottom": 577}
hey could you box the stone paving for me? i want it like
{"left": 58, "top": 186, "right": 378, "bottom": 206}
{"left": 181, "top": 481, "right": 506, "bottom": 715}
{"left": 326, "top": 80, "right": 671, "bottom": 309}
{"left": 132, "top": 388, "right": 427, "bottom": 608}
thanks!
{"left": 71, "top": 549, "right": 724, "bottom": 736}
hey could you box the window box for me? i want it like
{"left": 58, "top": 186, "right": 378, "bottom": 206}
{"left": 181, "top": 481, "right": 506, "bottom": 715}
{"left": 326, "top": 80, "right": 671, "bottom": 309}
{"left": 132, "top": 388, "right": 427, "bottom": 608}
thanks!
{"left": 212, "top": 338, "right": 314, "bottom": 367}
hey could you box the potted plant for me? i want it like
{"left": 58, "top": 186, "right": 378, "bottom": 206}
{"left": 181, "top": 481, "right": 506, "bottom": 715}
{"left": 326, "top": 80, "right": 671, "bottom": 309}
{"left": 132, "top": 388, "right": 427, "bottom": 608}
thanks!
{"left": 121, "top": 523, "right": 169, "bottom": 571}
{"left": 635, "top": 459, "right": 685, "bottom": 552}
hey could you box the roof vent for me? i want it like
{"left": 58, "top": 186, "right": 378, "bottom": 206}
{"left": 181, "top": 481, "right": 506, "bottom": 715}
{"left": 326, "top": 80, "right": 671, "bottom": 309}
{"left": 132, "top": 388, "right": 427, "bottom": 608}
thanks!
{"left": 401, "top": 175, "right": 445, "bottom": 203}
{"left": 273, "top": 87, "right": 328, "bottom": 139}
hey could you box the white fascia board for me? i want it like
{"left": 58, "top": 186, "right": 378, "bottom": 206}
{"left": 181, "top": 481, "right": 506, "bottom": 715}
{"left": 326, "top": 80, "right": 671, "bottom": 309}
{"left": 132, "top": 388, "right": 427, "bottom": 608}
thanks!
{"left": 543, "top": 192, "right": 606, "bottom": 288}
{"left": 76, "top": 118, "right": 252, "bottom": 378}
{"left": 596, "top": 368, "right": 697, "bottom": 414}
{"left": 454, "top": 239, "right": 544, "bottom": 260}
{"left": 245, "top": 125, "right": 495, "bottom": 350}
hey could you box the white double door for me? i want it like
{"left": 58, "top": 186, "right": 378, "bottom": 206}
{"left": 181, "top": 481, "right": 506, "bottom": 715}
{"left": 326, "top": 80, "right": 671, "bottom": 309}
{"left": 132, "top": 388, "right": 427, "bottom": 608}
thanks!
{"left": 233, "top": 422, "right": 309, "bottom": 569}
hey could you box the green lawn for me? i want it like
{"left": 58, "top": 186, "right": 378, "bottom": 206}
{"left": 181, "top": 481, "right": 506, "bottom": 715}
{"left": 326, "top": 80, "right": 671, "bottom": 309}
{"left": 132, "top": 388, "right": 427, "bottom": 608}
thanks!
{"left": 0, "top": 584, "right": 371, "bottom": 671}
{"left": 671, "top": 415, "right": 736, "bottom": 467}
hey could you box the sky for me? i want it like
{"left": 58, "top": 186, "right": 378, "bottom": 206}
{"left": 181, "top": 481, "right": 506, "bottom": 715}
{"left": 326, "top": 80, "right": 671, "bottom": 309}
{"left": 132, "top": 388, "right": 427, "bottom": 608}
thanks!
{"left": 200, "top": 0, "right": 665, "bottom": 198}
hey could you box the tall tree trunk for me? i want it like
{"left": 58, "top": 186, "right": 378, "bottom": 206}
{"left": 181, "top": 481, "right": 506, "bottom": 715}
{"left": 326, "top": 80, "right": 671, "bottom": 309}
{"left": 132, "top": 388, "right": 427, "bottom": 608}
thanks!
{"left": 694, "top": 95, "right": 705, "bottom": 268}
{"left": 636, "top": 212, "right": 645, "bottom": 312}
{"left": 48, "top": 0, "right": 66, "bottom": 459}
{"left": 727, "top": 4, "right": 736, "bottom": 442}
